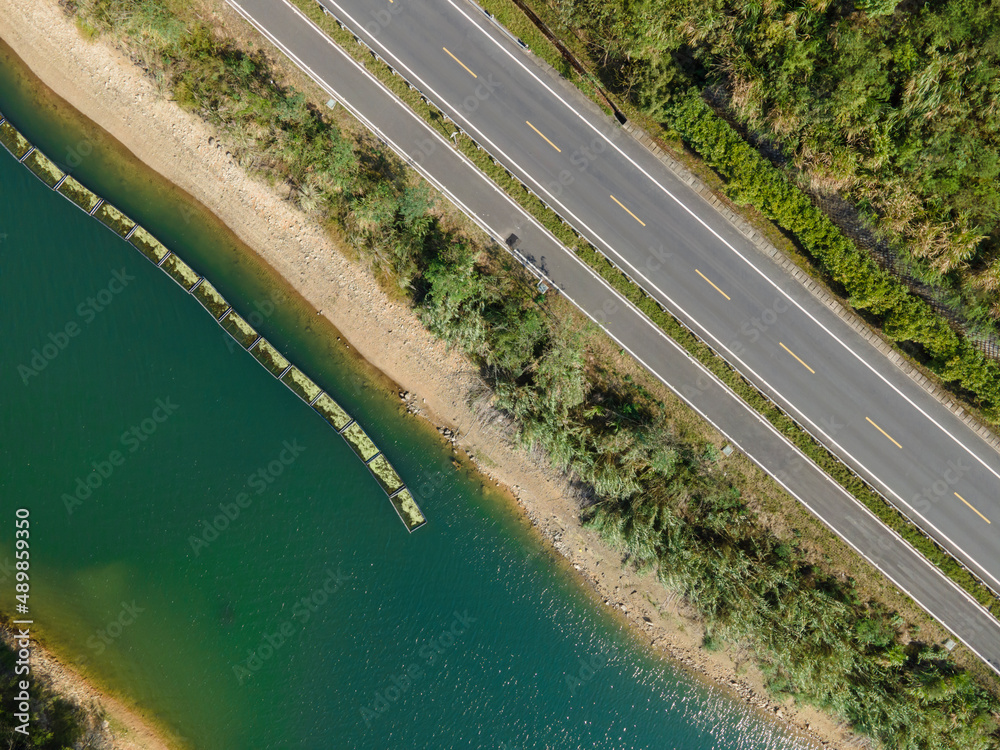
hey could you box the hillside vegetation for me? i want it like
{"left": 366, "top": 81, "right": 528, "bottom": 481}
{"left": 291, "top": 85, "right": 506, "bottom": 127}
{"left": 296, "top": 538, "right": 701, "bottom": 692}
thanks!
{"left": 60, "top": 0, "right": 1000, "bottom": 747}
{"left": 561, "top": 0, "right": 999, "bottom": 280}
{"left": 552, "top": 0, "right": 1000, "bottom": 417}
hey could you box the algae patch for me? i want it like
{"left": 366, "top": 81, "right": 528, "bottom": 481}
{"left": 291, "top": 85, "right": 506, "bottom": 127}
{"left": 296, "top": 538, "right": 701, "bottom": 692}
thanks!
{"left": 341, "top": 421, "right": 379, "bottom": 462}
{"left": 282, "top": 367, "right": 321, "bottom": 404}
{"left": 390, "top": 489, "right": 427, "bottom": 531}
{"left": 367, "top": 453, "right": 404, "bottom": 494}
{"left": 312, "top": 393, "right": 351, "bottom": 431}
{"left": 251, "top": 338, "right": 290, "bottom": 377}
{"left": 220, "top": 311, "right": 259, "bottom": 349}
{"left": 23, "top": 148, "right": 64, "bottom": 187}
{"left": 94, "top": 201, "right": 136, "bottom": 237}
{"left": 57, "top": 175, "right": 100, "bottom": 213}
{"left": 192, "top": 279, "right": 230, "bottom": 319}
{"left": 129, "top": 226, "right": 170, "bottom": 264}
{"left": 0, "top": 120, "right": 31, "bottom": 158}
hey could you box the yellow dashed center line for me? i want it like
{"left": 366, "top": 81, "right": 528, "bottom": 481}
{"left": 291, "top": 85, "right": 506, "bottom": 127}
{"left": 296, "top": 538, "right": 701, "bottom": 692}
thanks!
{"left": 526, "top": 121, "right": 561, "bottom": 152}
{"left": 443, "top": 47, "right": 477, "bottom": 78}
{"left": 955, "top": 492, "right": 991, "bottom": 524}
{"left": 695, "top": 269, "right": 730, "bottom": 301}
{"left": 779, "top": 342, "right": 815, "bottom": 374}
{"left": 610, "top": 195, "right": 645, "bottom": 227}
{"left": 865, "top": 417, "right": 902, "bottom": 449}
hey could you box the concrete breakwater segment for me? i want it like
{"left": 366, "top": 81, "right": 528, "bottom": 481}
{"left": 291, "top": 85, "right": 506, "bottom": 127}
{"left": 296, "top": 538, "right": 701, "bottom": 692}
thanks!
{"left": 0, "top": 111, "right": 425, "bottom": 532}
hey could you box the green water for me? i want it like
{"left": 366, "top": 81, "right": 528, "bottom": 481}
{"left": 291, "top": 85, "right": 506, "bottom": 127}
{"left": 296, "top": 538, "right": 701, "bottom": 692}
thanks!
{"left": 0, "top": 47, "right": 813, "bottom": 750}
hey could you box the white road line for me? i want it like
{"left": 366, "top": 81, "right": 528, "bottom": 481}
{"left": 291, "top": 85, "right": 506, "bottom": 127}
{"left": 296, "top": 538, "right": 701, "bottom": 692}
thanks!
{"left": 499, "top": 9, "right": 996, "bottom": 448}
{"left": 321, "top": 0, "right": 1000, "bottom": 592}
{"left": 224, "top": 0, "right": 1000, "bottom": 669}
{"left": 450, "top": 0, "right": 1000, "bottom": 470}
{"left": 441, "top": 0, "right": 1000, "bottom": 480}
{"left": 225, "top": 5, "right": 518, "bottom": 251}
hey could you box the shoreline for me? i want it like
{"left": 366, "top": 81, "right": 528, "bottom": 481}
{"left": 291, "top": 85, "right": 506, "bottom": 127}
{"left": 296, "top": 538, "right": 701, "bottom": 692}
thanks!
{"left": 1, "top": 625, "right": 178, "bottom": 750}
{"left": 0, "top": 1, "right": 846, "bottom": 747}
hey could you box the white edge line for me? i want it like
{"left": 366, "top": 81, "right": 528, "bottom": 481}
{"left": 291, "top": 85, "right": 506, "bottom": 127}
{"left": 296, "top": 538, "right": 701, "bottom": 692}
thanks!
{"left": 225, "top": 0, "right": 1000, "bottom": 670}
{"left": 326, "top": 0, "right": 1000, "bottom": 592}
{"left": 443, "top": 0, "right": 1000, "bottom": 482}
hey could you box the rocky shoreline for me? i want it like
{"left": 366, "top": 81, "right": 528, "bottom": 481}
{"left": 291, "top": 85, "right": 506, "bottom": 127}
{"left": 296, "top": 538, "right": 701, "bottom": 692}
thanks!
{"left": 1, "top": 626, "right": 175, "bottom": 750}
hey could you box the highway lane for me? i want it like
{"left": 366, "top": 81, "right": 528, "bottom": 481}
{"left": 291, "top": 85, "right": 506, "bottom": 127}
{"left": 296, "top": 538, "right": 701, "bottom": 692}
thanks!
{"left": 312, "top": 0, "right": 1000, "bottom": 595}
{"left": 223, "top": 0, "right": 1000, "bottom": 669}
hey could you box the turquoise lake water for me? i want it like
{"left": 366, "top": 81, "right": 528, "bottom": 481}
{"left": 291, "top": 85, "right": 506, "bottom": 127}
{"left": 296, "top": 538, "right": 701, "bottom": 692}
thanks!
{"left": 0, "top": 45, "right": 813, "bottom": 749}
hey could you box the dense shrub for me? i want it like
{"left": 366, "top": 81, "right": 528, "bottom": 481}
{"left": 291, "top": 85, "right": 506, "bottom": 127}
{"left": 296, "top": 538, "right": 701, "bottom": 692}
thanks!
{"left": 560, "top": 0, "right": 1000, "bottom": 273}
{"left": 668, "top": 92, "right": 1000, "bottom": 419}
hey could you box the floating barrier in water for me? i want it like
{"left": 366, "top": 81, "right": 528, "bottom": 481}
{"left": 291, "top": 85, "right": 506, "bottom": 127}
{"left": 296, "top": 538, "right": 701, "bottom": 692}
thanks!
{"left": 281, "top": 366, "right": 321, "bottom": 404}
{"left": 340, "top": 421, "right": 379, "bottom": 462}
{"left": 220, "top": 309, "right": 260, "bottom": 349}
{"left": 0, "top": 120, "right": 30, "bottom": 158}
{"left": 250, "top": 337, "right": 291, "bottom": 377}
{"left": 93, "top": 200, "right": 136, "bottom": 238}
{"left": 366, "top": 453, "right": 403, "bottom": 494}
{"left": 57, "top": 175, "right": 101, "bottom": 214}
{"left": 129, "top": 225, "right": 171, "bottom": 265}
{"left": 0, "top": 110, "right": 425, "bottom": 532}
{"left": 311, "top": 391, "right": 352, "bottom": 431}
{"left": 191, "top": 279, "right": 231, "bottom": 320}
{"left": 160, "top": 253, "right": 202, "bottom": 291}
{"left": 387, "top": 488, "right": 427, "bottom": 532}
{"left": 23, "top": 147, "right": 64, "bottom": 187}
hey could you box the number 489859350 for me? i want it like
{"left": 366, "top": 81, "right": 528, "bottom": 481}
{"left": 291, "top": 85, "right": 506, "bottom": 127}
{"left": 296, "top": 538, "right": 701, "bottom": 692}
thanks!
{"left": 14, "top": 508, "right": 29, "bottom": 606}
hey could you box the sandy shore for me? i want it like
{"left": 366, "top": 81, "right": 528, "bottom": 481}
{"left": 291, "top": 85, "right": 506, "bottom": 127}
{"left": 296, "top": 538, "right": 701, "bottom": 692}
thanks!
{"left": 1, "top": 625, "right": 176, "bottom": 750}
{"left": 0, "top": 1, "right": 851, "bottom": 747}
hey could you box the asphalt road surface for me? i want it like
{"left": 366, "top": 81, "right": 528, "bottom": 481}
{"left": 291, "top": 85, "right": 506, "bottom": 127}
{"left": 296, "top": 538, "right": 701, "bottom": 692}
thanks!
{"left": 224, "top": 0, "right": 1000, "bottom": 671}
